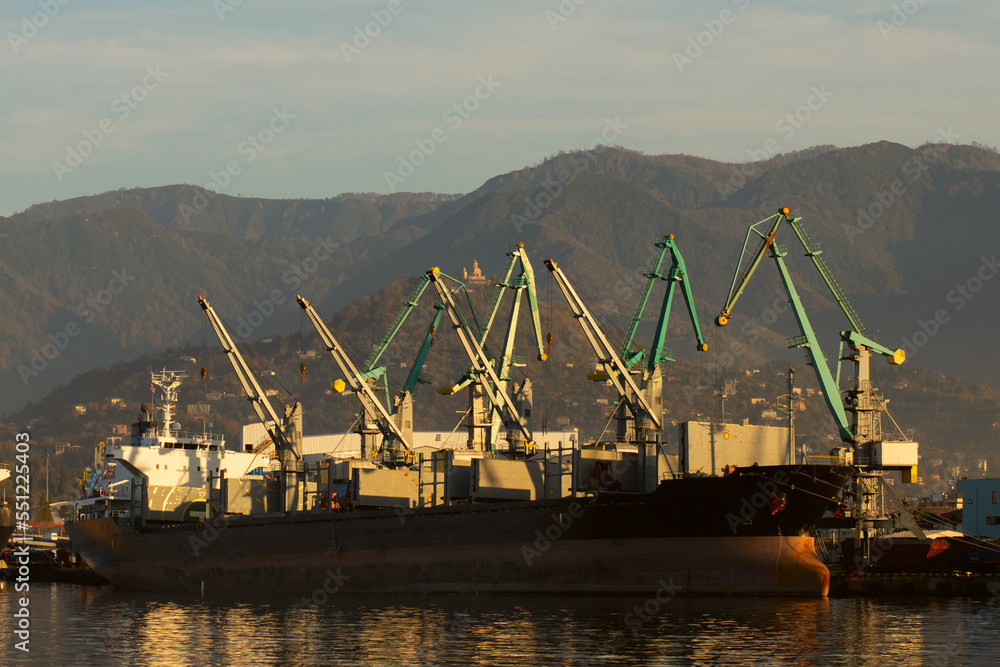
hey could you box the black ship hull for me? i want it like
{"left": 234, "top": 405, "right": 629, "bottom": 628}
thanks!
{"left": 67, "top": 465, "right": 853, "bottom": 597}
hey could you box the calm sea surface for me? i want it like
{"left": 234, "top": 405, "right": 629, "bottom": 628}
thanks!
{"left": 3, "top": 582, "right": 1000, "bottom": 666}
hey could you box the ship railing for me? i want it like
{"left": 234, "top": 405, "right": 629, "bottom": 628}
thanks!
{"left": 417, "top": 451, "right": 451, "bottom": 508}
{"left": 544, "top": 441, "right": 575, "bottom": 499}
{"left": 803, "top": 454, "right": 852, "bottom": 466}
{"left": 253, "top": 437, "right": 275, "bottom": 455}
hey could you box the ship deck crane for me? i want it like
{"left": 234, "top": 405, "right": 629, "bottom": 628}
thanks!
{"left": 198, "top": 296, "right": 303, "bottom": 512}
{"left": 427, "top": 266, "right": 535, "bottom": 455}
{"left": 544, "top": 258, "right": 662, "bottom": 441}
{"left": 297, "top": 295, "right": 413, "bottom": 464}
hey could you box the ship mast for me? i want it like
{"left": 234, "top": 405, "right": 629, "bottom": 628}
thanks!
{"left": 150, "top": 369, "right": 185, "bottom": 436}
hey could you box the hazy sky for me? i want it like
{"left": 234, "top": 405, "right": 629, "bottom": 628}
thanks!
{"left": 1, "top": 0, "right": 995, "bottom": 216}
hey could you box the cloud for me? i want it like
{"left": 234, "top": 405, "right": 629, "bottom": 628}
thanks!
{"left": 0, "top": 0, "right": 997, "bottom": 214}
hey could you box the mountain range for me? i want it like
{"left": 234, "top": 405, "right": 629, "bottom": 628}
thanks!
{"left": 3, "top": 140, "right": 1000, "bottom": 417}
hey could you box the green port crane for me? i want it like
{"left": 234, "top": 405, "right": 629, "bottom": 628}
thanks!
{"left": 479, "top": 243, "right": 547, "bottom": 365}
{"left": 587, "top": 235, "right": 709, "bottom": 441}
{"left": 436, "top": 244, "right": 547, "bottom": 454}
{"left": 716, "top": 207, "right": 925, "bottom": 551}
{"left": 353, "top": 273, "right": 451, "bottom": 444}
{"left": 621, "top": 234, "right": 709, "bottom": 372}
{"left": 427, "top": 266, "right": 535, "bottom": 455}
{"left": 715, "top": 207, "right": 905, "bottom": 450}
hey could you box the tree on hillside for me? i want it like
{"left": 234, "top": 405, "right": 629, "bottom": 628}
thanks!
{"left": 35, "top": 496, "right": 53, "bottom": 523}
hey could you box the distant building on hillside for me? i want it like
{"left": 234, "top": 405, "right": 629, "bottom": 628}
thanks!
{"left": 462, "top": 258, "right": 489, "bottom": 285}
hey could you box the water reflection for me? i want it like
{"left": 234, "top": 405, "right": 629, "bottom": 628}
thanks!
{"left": 2, "top": 583, "right": 1000, "bottom": 666}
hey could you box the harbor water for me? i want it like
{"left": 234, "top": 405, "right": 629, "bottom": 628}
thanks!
{"left": 4, "top": 583, "right": 1000, "bottom": 666}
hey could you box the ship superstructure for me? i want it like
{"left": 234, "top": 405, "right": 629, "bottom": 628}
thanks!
{"left": 77, "top": 370, "right": 264, "bottom": 522}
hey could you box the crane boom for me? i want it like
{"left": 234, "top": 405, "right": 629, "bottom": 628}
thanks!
{"left": 427, "top": 267, "right": 533, "bottom": 446}
{"left": 478, "top": 243, "right": 547, "bottom": 361}
{"left": 714, "top": 210, "right": 854, "bottom": 439}
{"left": 297, "top": 295, "right": 412, "bottom": 452}
{"left": 517, "top": 245, "right": 547, "bottom": 363}
{"left": 647, "top": 234, "right": 708, "bottom": 371}
{"left": 364, "top": 275, "right": 433, "bottom": 372}
{"left": 198, "top": 296, "right": 300, "bottom": 461}
{"left": 402, "top": 305, "right": 445, "bottom": 395}
{"left": 717, "top": 212, "right": 784, "bottom": 327}
{"left": 785, "top": 216, "right": 867, "bottom": 335}
{"left": 621, "top": 240, "right": 670, "bottom": 368}
{"left": 478, "top": 249, "right": 520, "bottom": 348}
{"left": 543, "top": 259, "right": 662, "bottom": 431}
{"left": 769, "top": 246, "right": 855, "bottom": 441}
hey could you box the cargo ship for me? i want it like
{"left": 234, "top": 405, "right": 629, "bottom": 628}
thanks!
{"left": 67, "top": 259, "right": 855, "bottom": 597}
{"left": 66, "top": 462, "right": 853, "bottom": 596}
